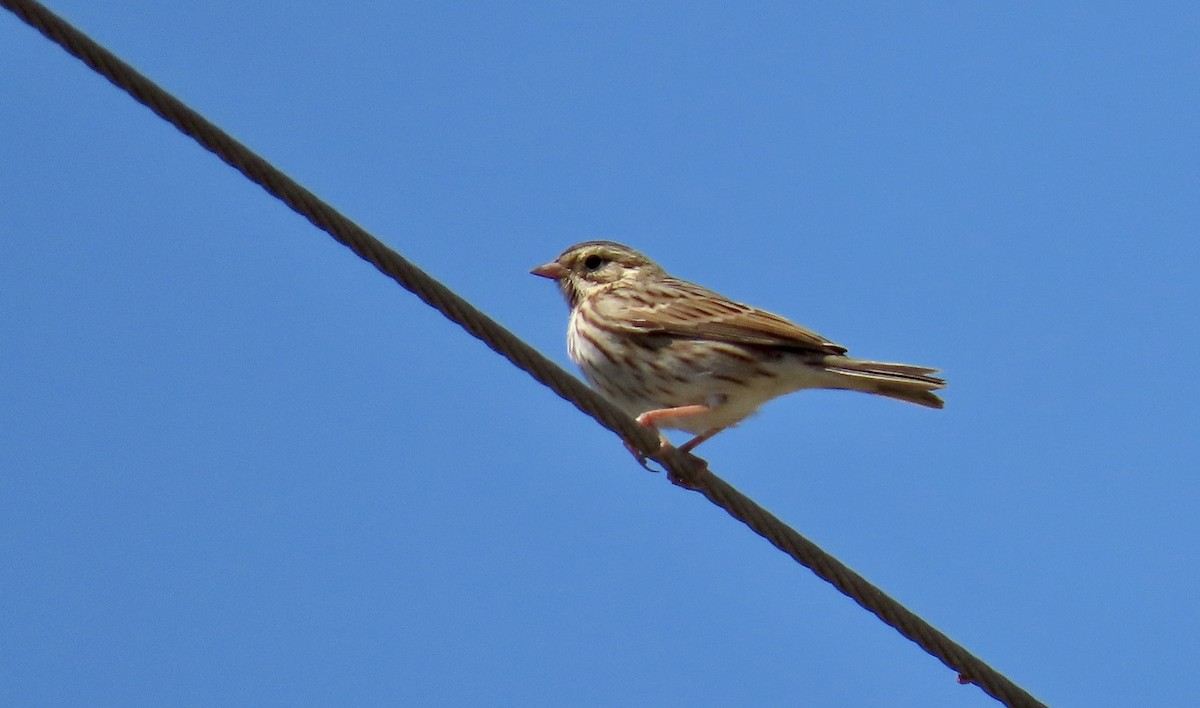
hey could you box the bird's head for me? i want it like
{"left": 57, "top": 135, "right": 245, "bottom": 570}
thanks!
{"left": 531, "top": 241, "right": 663, "bottom": 307}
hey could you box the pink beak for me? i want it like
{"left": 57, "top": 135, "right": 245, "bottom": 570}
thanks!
{"left": 530, "top": 262, "right": 568, "bottom": 279}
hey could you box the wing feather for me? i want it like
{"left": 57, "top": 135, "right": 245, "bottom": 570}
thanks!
{"left": 594, "top": 278, "right": 847, "bottom": 355}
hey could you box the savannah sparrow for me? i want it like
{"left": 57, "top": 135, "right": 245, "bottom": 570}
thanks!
{"left": 532, "top": 241, "right": 944, "bottom": 454}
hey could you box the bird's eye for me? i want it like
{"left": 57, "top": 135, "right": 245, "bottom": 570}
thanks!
{"left": 583, "top": 255, "right": 604, "bottom": 270}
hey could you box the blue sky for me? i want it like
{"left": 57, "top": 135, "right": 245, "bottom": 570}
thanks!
{"left": 3, "top": 2, "right": 1197, "bottom": 706}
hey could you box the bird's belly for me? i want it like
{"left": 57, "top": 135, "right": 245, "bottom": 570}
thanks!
{"left": 569, "top": 325, "right": 813, "bottom": 433}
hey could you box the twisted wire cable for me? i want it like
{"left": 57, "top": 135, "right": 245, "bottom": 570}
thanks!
{"left": 1, "top": 2, "right": 1047, "bottom": 705}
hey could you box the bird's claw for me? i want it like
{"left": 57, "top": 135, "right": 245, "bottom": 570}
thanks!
{"left": 623, "top": 434, "right": 704, "bottom": 489}
{"left": 624, "top": 439, "right": 657, "bottom": 471}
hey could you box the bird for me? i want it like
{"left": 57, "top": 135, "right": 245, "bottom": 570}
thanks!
{"left": 531, "top": 241, "right": 944, "bottom": 455}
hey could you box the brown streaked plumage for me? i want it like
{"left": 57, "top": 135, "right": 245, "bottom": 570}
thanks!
{"left": 532, "top": 241, "right": 944, "bottom": 454}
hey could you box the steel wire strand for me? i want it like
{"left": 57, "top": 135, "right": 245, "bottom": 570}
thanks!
{"left": 2, "top": 2, "right": 1047, "bottom": 706}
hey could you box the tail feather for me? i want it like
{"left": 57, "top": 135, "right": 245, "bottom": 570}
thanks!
{"left": 821, "top": 357, "right": 946, "bottom": 409}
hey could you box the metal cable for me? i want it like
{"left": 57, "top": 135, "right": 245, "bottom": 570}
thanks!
{"left": 1, "top": 2, "right": 1047, "bottom": 705}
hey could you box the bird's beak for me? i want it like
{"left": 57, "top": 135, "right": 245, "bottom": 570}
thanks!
{"left": 530, "top": 261, "right": 568, "bottom": 280}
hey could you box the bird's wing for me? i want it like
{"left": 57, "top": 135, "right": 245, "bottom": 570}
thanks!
{"left": 596, "top": 278, "right": 848, "bottom": 355}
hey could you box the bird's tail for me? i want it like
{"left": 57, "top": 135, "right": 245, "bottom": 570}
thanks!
{"left": 820, "top": 356, "right": 946, "bottom": 409}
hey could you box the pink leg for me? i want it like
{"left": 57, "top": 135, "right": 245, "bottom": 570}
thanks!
{"left": 635, "top": 404, "right": 711, "bottom": 428}
{"left": 679, "top": 426, "right": 728, "bottom": 454}
{"left": 634, "top": 404, "right": 728, "bottom": 454}
{"left": 623, "top": 405, "right": 708, "bottom": 466}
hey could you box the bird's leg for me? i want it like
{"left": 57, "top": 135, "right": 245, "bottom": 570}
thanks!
{"left": 635, "top": 404, "right": 711, "bottom": 429}
{"left": 625, "top": 403, "right": 723, "bottom": 469}
{"left": 618, "top": 405, "right": 704, "bottom": 469}
{"left": 622, "top": 409, "right": 686, "bottom": 469}
{"left": 678, "top": 426, "right": 728, "bottom": 454}
{"left": 626, "top": 404, "right": 723, "bottom": 488}
{"left": 634, "top": 404, "right": 726, "bottom": 454}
